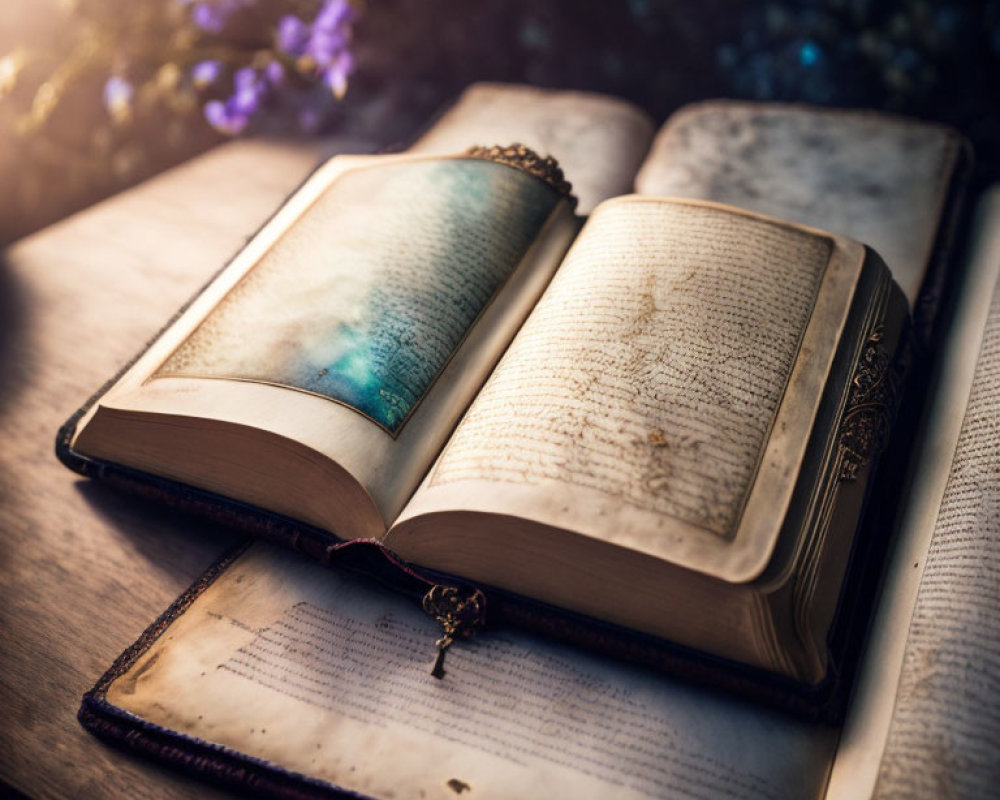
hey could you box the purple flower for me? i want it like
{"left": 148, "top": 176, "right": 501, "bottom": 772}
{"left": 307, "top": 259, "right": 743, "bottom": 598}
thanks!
{"left": 228, "top": 68, "right": 267, "bottom": 115}
{"left": 201, "top": 0, "right": 357, "bottom": 136}
{"left": 314, "top": 0, "right": 353, "bottom": 32}
{"left": 233, "top": 66, "right": 257, "bottom": 92}
{"left": 264, "top": 60, "right": 285, "bottom": 88}
{"left": 103, "top": 75, "right": 133, "bottom": 123}
{"left": 322, "top": 51, "right": 353, "bottom": 99}
{"left": 204, "top": 64, "right": 279, "bottom": 135}
{"left": 306, "top": 28, "right": 347, "bottom": 64}
{"left": 192, "top": 3, "right": 224, "bottom": 33}
{"left": 277, "top": 15, "right": 310, "bottom": 57}
{"left": 190, "top": 59, "right": 222, "bottom": 88}
{"left": 276, "top": 0, "right": 355, "bottom": 97}
{"left": 204, "top": 98, "right": 249, "bottom": 135}
{"left": 191, "top": 0, "right": 244, "bottom": 34}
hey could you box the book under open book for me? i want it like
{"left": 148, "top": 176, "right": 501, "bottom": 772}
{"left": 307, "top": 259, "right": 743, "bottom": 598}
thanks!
{"left": 59, "top": 84, "right": 983, "bottom": 799}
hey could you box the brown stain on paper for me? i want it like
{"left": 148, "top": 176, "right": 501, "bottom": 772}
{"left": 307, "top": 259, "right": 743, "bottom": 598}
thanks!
{"left": 115, "top": 651, "right": 160, "bottom": 697}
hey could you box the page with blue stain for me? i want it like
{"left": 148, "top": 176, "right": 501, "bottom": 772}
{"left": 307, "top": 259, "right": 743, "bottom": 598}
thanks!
{"left": 157, "top": 158, "right": 560, "bottom": 433}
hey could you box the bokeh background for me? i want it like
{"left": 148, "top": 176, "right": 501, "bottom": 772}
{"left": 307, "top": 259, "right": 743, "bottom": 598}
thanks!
{"left": 2, "top": 0, "right": 998, "bottom": 245}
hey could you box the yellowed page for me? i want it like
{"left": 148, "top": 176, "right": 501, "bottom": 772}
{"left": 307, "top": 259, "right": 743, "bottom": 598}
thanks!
{"left": 109, "top": 543, "right": 836, "bottom": 800}
{"left": 410, "top": 82, "right": 655, "bottom": 213}
{"left": 393, "top": 196, "right": 863, "bottom": 584}
{"left": 827, "top": 188, "right": 1000, "bottom": 799}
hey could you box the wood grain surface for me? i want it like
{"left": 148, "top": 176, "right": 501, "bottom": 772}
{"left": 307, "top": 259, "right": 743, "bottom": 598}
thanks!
{"left": 0, "top": 136, "right": 366, "bottom": 799}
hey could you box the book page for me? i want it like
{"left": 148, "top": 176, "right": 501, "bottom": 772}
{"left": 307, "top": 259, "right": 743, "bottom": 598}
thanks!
{"left": 158, "top": 158, "right": 559, "bottom": 435}
{"left": 427, "top": 199, "right": 826, "bottom": 536}
{"left": 636, "top": 102, "right": 960, "bottom": 307}
{"left": 873, "top": 218, "right": 1000, "bottom": 797}
{"left": 826, "top": 188, "right": 1000, "bottom": 799}
{"left": 107, "top": 543, "right": 836, "bottom": 800}
{"left": 395, "top": 197, "right": 850, "bottom": 582}
{"left": 874, "top": 277, "right": 1000, "bottom": 793}
{"left": 76, "top": 154, "right": 578, "bottom": 535}
{"left": 410, "top": 83, "right": 656, "bottom": 214}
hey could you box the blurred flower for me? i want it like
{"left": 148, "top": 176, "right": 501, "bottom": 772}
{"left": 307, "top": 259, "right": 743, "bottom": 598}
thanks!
{"left": 191, "top": 0, "right": 246, "bottom": 34}
{"left": 204, "top": 66, "right": 261, "bottom": 133}
{"left": 323, "top": 52, "right": 353, "bottom": 99}
{"left": 6, "top": 0, "right": 360, "bottom": 149}
{"left": 191, "top": 59, "right": 222, "bottom": 88}
{"left": 278, "top": 0, "right": 356, "bottom": 99}
{"left": 203, "top": 98, "right": 248, "bottom": 134}
{"left": 202, "top": 54, "right": 293, "bottom": 134}
{"left": 5, "top": 0, "right": 359, "bottom": 143}
{"left": 264, "top": 60, "right": 285, "bottom": 88}
{"left": 277, "top": 15, "right": 311, "bottom": 55}
{"left": 315, "top": 0, "right": 353, "bottom": 31}
{"left": 196, "top": 0, "right": 359, "bottom": 133}
{"left": 103, "top": 76, "right": 134, "bottom": 125}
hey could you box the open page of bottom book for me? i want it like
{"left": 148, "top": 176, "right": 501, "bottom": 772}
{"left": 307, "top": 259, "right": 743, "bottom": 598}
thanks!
{"left": 81, "top": 186, "right": 1000, "bottom": 800}
{"left": 83, "top": 542, "right": 836, "bottom": 800}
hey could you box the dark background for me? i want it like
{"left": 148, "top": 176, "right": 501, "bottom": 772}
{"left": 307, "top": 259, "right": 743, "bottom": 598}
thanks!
{"left": 3, "top": 0, "right": 998, "bottom": 245}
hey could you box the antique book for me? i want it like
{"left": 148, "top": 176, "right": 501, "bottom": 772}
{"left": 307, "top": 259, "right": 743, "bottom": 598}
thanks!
{"left": 825, "top": 186, "right": 1000, "bottom": 800}
{"left": 59, "top": 87, "right": 966, "bottom": 709}
{"left": 61, "top": 147, "right": 907, "bottom": 687}
{"left": 77, "top": 184, "right": 999, "bottom": 800}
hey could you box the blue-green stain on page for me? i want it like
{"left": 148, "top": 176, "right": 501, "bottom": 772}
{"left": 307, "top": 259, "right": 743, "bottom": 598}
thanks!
{"left": 158, "top": 158, "right": 560, "bottom": 433}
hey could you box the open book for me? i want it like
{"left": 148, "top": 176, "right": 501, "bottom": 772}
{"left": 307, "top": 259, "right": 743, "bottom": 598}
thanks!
{"left": 60, "top": 86, "right": 966, "bottom": 702}
{"left": 76, "top": 176, "right": 1000, "bottom": 796}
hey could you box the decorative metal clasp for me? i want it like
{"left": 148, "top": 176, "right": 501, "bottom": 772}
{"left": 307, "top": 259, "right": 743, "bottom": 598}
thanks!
{"left": 463, "top": 143, "right": 577, "bottom": 209}
{"left": 421, "top": 585, "right": 486, "bottom": 680}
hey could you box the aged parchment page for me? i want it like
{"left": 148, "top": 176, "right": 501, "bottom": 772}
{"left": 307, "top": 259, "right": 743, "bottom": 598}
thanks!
{"left": 421, "top": 199, "right": 827, "bottom": 536}
{"left": 410, "top": 83, "right": 656, "bottom": 213}
{"left": 392, "top": 197, "right": 844, "bottom": 577}
{"left": 873, "top": 195, "right": 1000, "bottom": 797}
{"left": 827, "top": 189, "right": 1000, "bottom": 799}
{"left": 108, "top": 543, "right": 836, "bottom": 800}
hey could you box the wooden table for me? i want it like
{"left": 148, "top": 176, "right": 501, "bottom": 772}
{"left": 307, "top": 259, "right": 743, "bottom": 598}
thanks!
{"left": 0, "top": 137, "right": 370, "bottom": 798}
